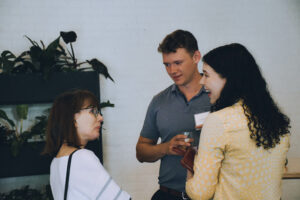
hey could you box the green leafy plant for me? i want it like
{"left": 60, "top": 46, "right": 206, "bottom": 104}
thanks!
{"left": 0, "top": 31, "right": 114, "bottom": 82}
{"left": 0, "top": 185, "right": 53, "bottom": 200}
{"left": 16, "top": 104, "right": 28, "bottom": 135}
{"left": 0, "top": 109, "right": 15, "bottom": 128}
{"left": 0, "top": 31, "right": 115, "bottom": 109}
{"left": 0, "top": 31, "right": 115, "bottom": 155}
{"left": 0, "top": 107, "right": 49, "bottom": 156}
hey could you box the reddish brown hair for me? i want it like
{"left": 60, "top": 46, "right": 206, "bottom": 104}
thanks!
{"left": 43, "top": 89, "right": 99, "bottom": 156}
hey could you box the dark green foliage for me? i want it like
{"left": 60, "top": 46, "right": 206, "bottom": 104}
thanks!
{"left": 87, "top": 59, "right": 114, "bottom": 82}
{"left": 0, "top": 185, "right": 53, "bottom": 200}
{"left": 100, "top": 100, "right": 114, "bottom": 109}
{"left": 16, "top": 105, "right": 28, "bottom": 120}
{"left": 0, "top": 108, "right": 49, "bottom": 156}
{"left": 0, "top": 31, "right": 113, "bottom": 81}
{"left": 0, "top": 109, "right": 15, "bottom": 128}
{"left": 60, "top": 31, "right": 77, "bottom": 44}
{"left": 0, "top": 31, "right": 114, "bottom": 155}
{"left": 0, "top": 51, "right": 16, "bottom": 74}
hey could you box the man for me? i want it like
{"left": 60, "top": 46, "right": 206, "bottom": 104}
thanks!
{"left": 136, "top": 30, "right": 210, "bottom": 200}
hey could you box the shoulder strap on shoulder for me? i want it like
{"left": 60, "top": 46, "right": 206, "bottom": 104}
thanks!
{"left": 64, "top": 149, "right": 79, "bottom": 200}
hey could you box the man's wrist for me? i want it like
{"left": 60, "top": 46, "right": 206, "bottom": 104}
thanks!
{"left": 159, "top": 142, "right": 169, "bottom": 157}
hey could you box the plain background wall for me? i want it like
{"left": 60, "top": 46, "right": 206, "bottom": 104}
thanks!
{"left": 0, "top": 0, "right": 299, "bottom": 199}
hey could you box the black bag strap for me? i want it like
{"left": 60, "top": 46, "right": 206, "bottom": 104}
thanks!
{"left": 64, "top": 149, "right": 79, "bottom": 200}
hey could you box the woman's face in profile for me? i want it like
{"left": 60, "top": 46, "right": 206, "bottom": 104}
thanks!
{"left": 74, "top": 103, "right": 103, "bottom": 146}
{"left": 200, "top": 63, "right": 226, "bottom": 104}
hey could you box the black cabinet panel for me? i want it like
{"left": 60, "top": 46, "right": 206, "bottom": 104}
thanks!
{"left": 0, "top": 72, "right": 100, "bottom": 105}
{"left": 0, "top": 142, "right": 51, "bottom": 178}
{"left": 0, "top": 72, "right": 103, "bottom": 178}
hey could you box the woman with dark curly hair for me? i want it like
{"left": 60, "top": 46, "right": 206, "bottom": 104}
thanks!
{"left": 185, "top": 43, "right": 290, "bottom": 200}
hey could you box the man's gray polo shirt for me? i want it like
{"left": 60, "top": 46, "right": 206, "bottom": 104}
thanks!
{"left": 140, "top": 84, "right": 211, "bottom": 192}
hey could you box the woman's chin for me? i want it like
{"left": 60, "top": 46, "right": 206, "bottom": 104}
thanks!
{"left": 92, "top": 134, "right": 100, "bottom": 140}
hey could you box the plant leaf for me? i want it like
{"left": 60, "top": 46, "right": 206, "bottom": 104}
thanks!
{"left": 45, "top": 37, "right": 60, "bottom": 55}
{"left": 0, "top": 109, "right": 15, "bottom": 127}
{"left": 16, "top": 104, "right": 28, "bottom": 120}
{"left": 11, "top": 138, "right": 23, "bottom": 157}
{"left": 60, "top": 31, "right": 77, "bottom": 44}
{"left": 14, "top": 51, "right": 29, "bottom": 62}
{"left": 100, "top": 100, "right": 114, "bottom": 109}
{"left": 57, "top": 44, "right": 67, "bottom": 56}
{"left": 40, "top": 40, "right": 45, "bottom": 50}
{"left": 86, "top": 59, "right": 114, "bottom": 82}
{"left": 1, "top": 50, "right": 16, "bottom": 59}
{"left": 0, "top": 51, "right": 16, "bottom": 73}
{"left": 30, "top": 115, "right": 47, "bottom": 137}
{"left": 24, "top": 35, "right": 39, "bottom": 46}
{"left": 38, "top": 36, "right": 62, "bottom": 77}
{"left": 29, "top": 46, "right": 43, "bottom": 70}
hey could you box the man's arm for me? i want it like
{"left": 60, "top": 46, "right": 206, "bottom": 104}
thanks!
{"left": 136, "top": 135, "right": 191, "bottom": 163}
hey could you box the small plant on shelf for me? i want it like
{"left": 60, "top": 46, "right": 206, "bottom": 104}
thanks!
{"left": 0, "top": 105, "right": 49, "bottom": 157}
{"left": 0, "top": 30, "right": 115, "bottom": 108}
{"left": 0, "top": 185, "right": 53, "bottom": 200}
{"left": 0, "top": 31, "right": 114, "bottom": 82}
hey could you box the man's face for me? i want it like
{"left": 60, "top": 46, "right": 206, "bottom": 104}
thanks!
{"left": 162, "top": 48, "right": 200, "bottom": 87}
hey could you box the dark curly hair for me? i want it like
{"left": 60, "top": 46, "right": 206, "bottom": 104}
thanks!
{"left": 157, "top": 29, "right": 198, "bottom": 56}
{"left": 203, "top": 43, "right": 290, "bottom": 149}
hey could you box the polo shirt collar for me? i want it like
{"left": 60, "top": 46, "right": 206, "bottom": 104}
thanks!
{"left": 171, "top": 84, "right": 207, "bottom": 96}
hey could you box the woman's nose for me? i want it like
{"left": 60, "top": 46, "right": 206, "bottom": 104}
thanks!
{"left": 97, "top": 114, "right": 103, "bottom": 122}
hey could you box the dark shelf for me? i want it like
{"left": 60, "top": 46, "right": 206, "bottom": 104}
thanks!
{"left": 0, "top": 71, "right": 103, "bottom": 178}
{"left": 0, "top": 72, "right": 100, "bottom": 105}
{"left": 0, "top": 142, "right": 51, "bottom": 178}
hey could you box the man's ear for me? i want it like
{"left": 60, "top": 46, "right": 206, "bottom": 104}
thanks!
{"left": 193, "top": 50, "right": 201, "bottom": 64}
{"left": 74, "top": 120, "right": 78, "bottom": 128}
{"left": 74, "top": 115, "right": 78, "bottom": 128}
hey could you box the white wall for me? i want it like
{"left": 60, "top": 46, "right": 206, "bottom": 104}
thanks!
{"left": 0, "top": 0, "right": 299, "bottom": 199}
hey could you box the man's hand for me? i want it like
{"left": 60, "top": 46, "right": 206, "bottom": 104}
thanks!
{"left": 166, "top": 134, "right": 193, "bottom": 156}
{"left": 136, "top": 135, "right": 193, "bottom": 163}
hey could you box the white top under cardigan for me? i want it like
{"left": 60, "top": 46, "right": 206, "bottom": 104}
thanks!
{"left": 50, "top": 149, "right": 130, "bottom": 200}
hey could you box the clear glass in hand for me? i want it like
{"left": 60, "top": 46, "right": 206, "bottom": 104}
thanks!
{"left": 179, "top": 131, "right": 194, "bottom": 150}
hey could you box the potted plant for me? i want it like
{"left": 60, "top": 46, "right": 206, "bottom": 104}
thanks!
{"left": 0, "top": 31, "right": 113, "bottom": 178}
{"left": 0, "top": 105, "right": 48, "bottom": 157}
{"left": 0, "top": 31, "right": 114, "bottom": 106}
{"left": 0, "top": 31, "right": 114, "bottom": 80}
{"left": 0, "top": 106, "right": 51, "bottom": 178}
